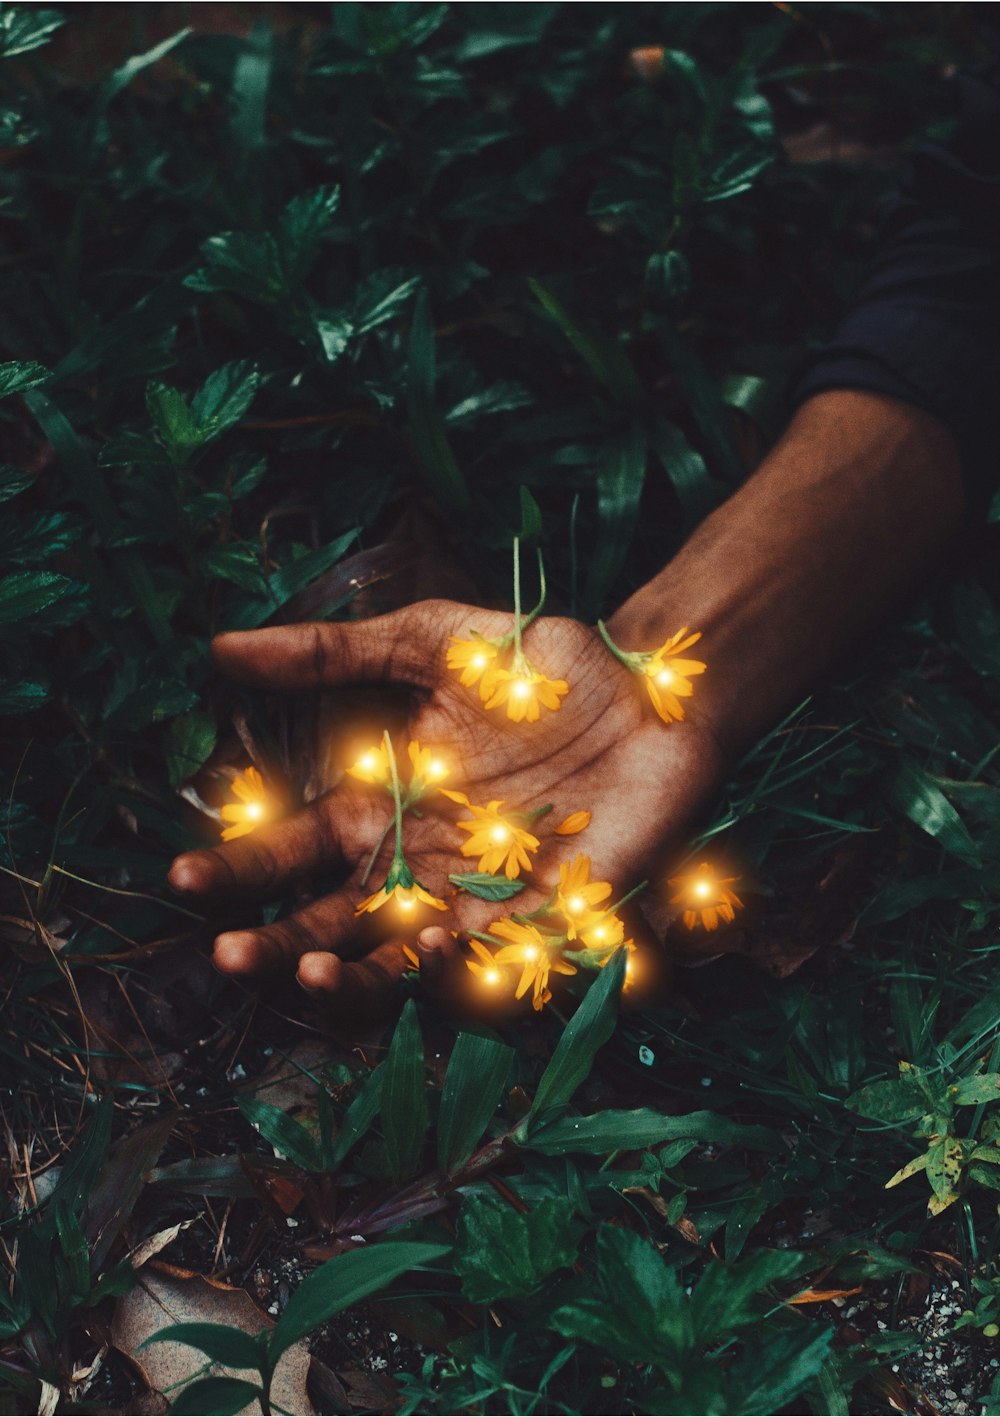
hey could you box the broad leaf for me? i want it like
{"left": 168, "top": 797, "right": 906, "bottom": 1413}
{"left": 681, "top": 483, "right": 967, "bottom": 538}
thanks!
{"left": 141, "top": 1322, "right": 264, "bottom": 1372}
{"left": 455, "top": 1197, "right": 579, "bottom": 1303}
{"left": 380, "top": 1000, "right": 428, "bottom": 1183}
{"left": 526, "top": 950, "right": 625, "bottom": 1123}
{"left": 437, "top": 1032, "right": 513, "bottom": 1172}
{"left": 238, "top": 1097, "right": 323, "bottom": 1173}
{"left": 523, "top": 1107, "right": 778, "bottom": 1156}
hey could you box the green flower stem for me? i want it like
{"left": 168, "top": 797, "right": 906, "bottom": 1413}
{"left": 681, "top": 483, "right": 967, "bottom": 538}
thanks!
{"left": 520, "top": 547, "right": 547, "bottom": 632}
{"left": 384, "top": 730, "right": 405, "bottom": 862}
{"left": 512, "top": 534, "right": 523, "bottom": 661}
{"left": 597, "top": 618, "right": 642, "bottom": 671}
{"left": 602, "top": 879, "right": 649, "bottom": 917}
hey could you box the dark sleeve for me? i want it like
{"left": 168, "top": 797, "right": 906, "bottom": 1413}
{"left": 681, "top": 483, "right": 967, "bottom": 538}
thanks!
{"left": 793, "top": 60, "right": 1000, "bottom": 513}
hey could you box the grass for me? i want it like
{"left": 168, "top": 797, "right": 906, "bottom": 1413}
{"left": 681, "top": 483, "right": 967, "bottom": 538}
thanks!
{"left": 1, "top": 3, "right": 1000, "bottom": 1414}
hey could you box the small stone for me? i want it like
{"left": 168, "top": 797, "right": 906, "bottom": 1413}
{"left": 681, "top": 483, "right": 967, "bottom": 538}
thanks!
{"left": 267, "top": 1302, "right": 279, "bottom": 1316}
{"left": 944, "top": 1390, "right": 958, "bottom": 1402}
{"left": 285, "top": 1217, "right": 299, "bottom": 1228}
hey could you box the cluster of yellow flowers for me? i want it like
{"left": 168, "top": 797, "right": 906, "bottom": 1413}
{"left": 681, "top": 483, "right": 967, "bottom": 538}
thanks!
{"left": 213, "top": 540, "right": 742, "bottom": 1013}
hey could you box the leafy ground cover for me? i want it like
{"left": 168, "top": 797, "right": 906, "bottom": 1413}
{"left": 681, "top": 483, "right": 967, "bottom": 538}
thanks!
{"left": 2, "top": 3, "right": 1000, "bottom": 1413}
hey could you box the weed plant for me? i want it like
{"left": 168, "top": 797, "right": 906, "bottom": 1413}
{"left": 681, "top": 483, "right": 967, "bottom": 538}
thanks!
{"left": 1, "top": 4, "right": 999, "bottom": 1414}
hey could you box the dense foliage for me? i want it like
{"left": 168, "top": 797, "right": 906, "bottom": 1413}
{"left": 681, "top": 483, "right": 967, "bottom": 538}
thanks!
{"left": 2, "top": 4, "right": 1000, "bottom": 1414}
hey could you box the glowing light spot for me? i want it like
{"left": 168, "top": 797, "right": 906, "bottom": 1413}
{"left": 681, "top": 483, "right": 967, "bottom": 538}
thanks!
{"left": 428, "top": 759, "right": 446, "bottom": 778}
{"left": 568, "top": 895, "right": 585, "bottom": 914}
{"left": 512, "top": 679, "right": 532, "bottom": 699}
{"left": 694, "top": 880, "right": 712, "bottom": 900}
{"left": 625, "top": 957, "right": 635, "bottom": 981}
{"left": 656, "top": 669, "right": 674, "bottom": 687}
{"left": 246, "top": 802, "right": 264, "bottom": 820}
{"left": 524, "top": 946, "right": 538, "bottom": 962}
{"left": 472, "top": 654, "right": 487, "bottom": 669}
{"left": 359, "top": 752, "right": 377, "bottom": 772}
{"left": 594, "top": 926, "right": 607, "bottom": 941}
{"left": 491, "top": 825, "right": 510, "bottom": 843}
{"left": 484, "top": 969, "right": 500, "bottom": 986}
{"left": 398, "top": 897, "right": 415, "bottom": 912}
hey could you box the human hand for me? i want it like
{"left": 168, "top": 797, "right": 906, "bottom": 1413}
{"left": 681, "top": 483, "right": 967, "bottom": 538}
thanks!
{"left": 167, "top": 599, "right": 727, "bottom": 1020}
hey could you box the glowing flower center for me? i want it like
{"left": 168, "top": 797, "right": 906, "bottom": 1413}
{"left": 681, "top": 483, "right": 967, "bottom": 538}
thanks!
{"left": 655, "top": 669, "right": 674, "bottom": 686}
{"left": 567, "top": 895, "right": 585, "bottom": 913}
{"left": 512, "top": 679, "right": 533, "bottom": 699}
{"left": 694, "top": 880, "right": 713, "bottom": 899}
{"left": 245, "top": 801, "right": 265, "bottom": 820}
{"left": 491, "top": 825, "right": 510, "bottom": 843}
{"left": 593, "top": 926, "right": 607, "bottom": 941}
{"left": 472, "top": 654, "right": 488, "bottom": 669}
{"left": 359, "top": 752, "right": 378, "bottom": 772}
{"left": 398, "top": 895, "right": 415, "bottom": 912}
{"left": 524, "top": 945, "right": 538, "bottom": 961}
{"left": 484, "top": 968, "right": 500, "bottom": 986}
{"left": 428, "top": 759, "right": 446, "bottom": 778}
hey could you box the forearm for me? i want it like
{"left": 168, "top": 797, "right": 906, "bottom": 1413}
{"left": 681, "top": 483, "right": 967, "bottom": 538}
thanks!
{"left": 606, "top": 389, "right": 963, "bottom": 759}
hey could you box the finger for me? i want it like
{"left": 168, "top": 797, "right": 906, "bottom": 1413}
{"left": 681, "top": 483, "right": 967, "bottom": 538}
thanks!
{"left": 211, "top": 604, "right": 451, "bottom": 694}
{"left": 213, "top": 891, "right": 358, "bottom": 977}
{"left": 297, "top": 939, "right": 409, "bottom": 1023}
{"left": 414, "top": 925, "right": 461, "bottom": 984}
{"left": 168, "top": 797, "right": 360, "bottom": 898}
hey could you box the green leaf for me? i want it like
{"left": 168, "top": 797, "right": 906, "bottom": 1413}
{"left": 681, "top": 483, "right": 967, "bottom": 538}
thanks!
{"left": 190, "top": 360, "right": 259, "bottom": 438}
{"left": 271, "top": 1242, "right": 450, "bottom": 1357}
{"left": 98, "top": 431, "right": 173, "bottom": 469}
{"left": 380, "top": 1000, "right": 428, "bottom": 1184}
{"left": 523, "top": 1107, "right": 778, "bottom": 1156}
{"left": 526, "top": 950, "right": 626, "bottom": 1123}
{"left": 0, "top": 570, "right": 77, "bottom": 626}
{"left": 146, "top": 383, "right": 201, "bottom": 465}
{"left": 142, "top": 1322, "right": 264, "bottom": 1372}
{"left": 277, "top": 185, "right": 341, "bottom": 288}
{"left": 528, "top": 279, "right": 640, "bottom": 403}
{"left": 449, "top": 873, "right": 526, "bottom": 901}
{"left": 165, "top": 712, "right": 218, "bottom": 789}
{"left": 926, "top": 1135, "right": 964, "bottom": 1206}
{"left": 651, "top": 417, "right": 723, "bottom": 528}
{"left": 0, "top": 681, "right": 47, "bottom": 714}
{"left": 891, "top": 758, "right": 980, "bottom": 866}
{"left": 455, "top": 1196, "right": 579, "bottom": 1303}
{"left": 0, "top": 10, "right": 64, "bottom": 58}
{"left": 517, "top": 485, "right": 542, "bottom": 543}
{"left": 846, "top": 1069, "right": 935, "bottom": 1123}
{"left": 0, "top": 465, "right": 33, "bottom": 503}
{"left": 169, "top": 1377, "right": 262, "bottom": 1417}
{"left": 98, "top": 28, "right": 192, "bottom": 108}
{"left": 238, "top": 1097, "right": 323, "bottom": 1172}
{"left": 732, "top": 1325, "right": 834, "bottom": 1416}
{"left": 0, "top": 361, "right": 50, "bottom": 398}
{"left": 437, "top": 1033, "right": 514, "bottom": 1172}
{"left": 952, "top": 1074, "right": 1000, "bottom": 1106}
{"left": 331, "top": 1063, "right": 385, "bottom": 1168}
{"left": 406, "top": 288, "right": 470, "bottom": 511}
{"left": 583, "top": 423, "right": 648, "bottom": 616}
{"left": 353, "top": 269, "right": 421, "bottom": 337}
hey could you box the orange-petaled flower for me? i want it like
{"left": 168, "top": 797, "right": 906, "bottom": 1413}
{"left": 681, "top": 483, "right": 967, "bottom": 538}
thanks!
{"left": 576, "top": 909, "right": 626, "bottom": 953}
{"left": 443, "top": 790, "right": 539, "bottom": 879}
{"left": 447, "top": 636, "right": 500, "bottom": 688}
{"left": 490, "top": 918, "right": 576, "bottom": 1012}
{"left": 643, "top": 629, "right": 706, "bottom": 725}
{"left": 407, "top": 741, "right": 450, "bottom": 792}
{"left": 554, "top": 810, "right": 592, "bottom": 836}
{"left": 220, "top": 766, "right": 272, "bottom": 841}
{"left": 481, "top": 665, "right": 569, "bottom": 724}
{"left": 556, "top": 853, "right": 612, "bottom": 939}
{"left": 668, "top": 862, "right": 743, "bottom": 931}
{"left": 355, "top": 880, "right": 448, "bottom": 917}
{"left": 347, "top": 742, "right": 392, "bottom": 787}
{"left": 466, "top": 938, "right": 503, "bottom": 987}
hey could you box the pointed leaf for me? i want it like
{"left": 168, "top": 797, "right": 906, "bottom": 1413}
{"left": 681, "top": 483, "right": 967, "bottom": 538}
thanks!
{"left": 380, "top": 1000, "right": 428, "bottom": 1183}
{"left": 526, "top": 950, "right": 625, "bottom": 1123}
{"left": 437, "top": 1033, "right": 514, "bottom": 1172}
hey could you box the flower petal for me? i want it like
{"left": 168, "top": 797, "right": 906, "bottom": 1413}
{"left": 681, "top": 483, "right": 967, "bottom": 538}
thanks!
{"left": 555, "top": 810, "right": 592, "bottom": 836}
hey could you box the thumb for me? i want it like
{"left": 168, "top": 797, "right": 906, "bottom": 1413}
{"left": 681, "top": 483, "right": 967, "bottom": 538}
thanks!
{"left": 211, "top": 602, "right": 455, "bottom": 692}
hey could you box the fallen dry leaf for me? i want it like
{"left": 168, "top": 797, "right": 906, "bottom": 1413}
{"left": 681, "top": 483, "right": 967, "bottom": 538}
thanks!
{"left": 112, "top": 1269, "right": 312, "bottom": 1416}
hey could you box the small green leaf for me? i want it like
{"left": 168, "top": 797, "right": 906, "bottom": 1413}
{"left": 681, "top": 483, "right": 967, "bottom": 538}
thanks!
{"left": 437, "top": 1033, "right": 514, "bottom": 1172}
{"left": 190, "top": 360, "right": 259, "bottom": 438}
{"left": 526, "top": 951, "right": 626, "bottom": 1123}
{"left": 449, "top": 873, "right": 525, "bottom": 901}
{"left": 271, "top": 1242, "right": 450, "bottom": 1358}
{"left": 142, "top": 1322, "right": 264, "bottom": 1372}
{"left": 0, "top": 465, "right": 34, "bottom": 502}
{"left": 331, "top": 1063, "right": 384, "bottom": 1168}
{"left": 0, "top": 361, "right": 50, "bottom": 398}
{"left": 952, "top": 1074, "right": 1000, "bottom": 1106}
{"left": 0, "top": 570, "right": 76, "bottom": 626}
{"left": 165, "top": 712, "right": 218, "bottom": 789}
{"left": 380, "top": 1000, "right": 428, "bottom": 1184}
{"left": 891, "top": 758, "right": 980, "bottom": 865}
{"left": 455, "top": 1196, "right": 579, "bottom": 1303}
{"left": 523, "top": 1107, "right": 778, "bottom": 1156}
{"left": 238, "top": 1097, "right": 323, "bottom": 1172}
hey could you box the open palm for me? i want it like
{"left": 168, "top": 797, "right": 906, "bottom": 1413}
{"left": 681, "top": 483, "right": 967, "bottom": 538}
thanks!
{"left": 168, "top": 600, "right": 725, "bottom": 1018}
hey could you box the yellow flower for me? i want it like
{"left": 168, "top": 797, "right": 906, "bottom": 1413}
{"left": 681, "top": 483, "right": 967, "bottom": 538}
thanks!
{"left": 556, "top": 854, "right": 612, "bottom": 939}
{"left": 466, "top": 938, "right": 503, "bottom": 987}
{"left": 355, "top": 880, "right": 448, "bottom": 918}
{"left": 406, "top": 741, "right": 450, "bottom": 792}
{"left": 481, "top": 665, "right": 569, "bottom": 723}
{"left": 220, "top": 766, "right": 271, "bottom": 842}
{"left": 347, "top": 742, "right": 392, "bottom": 786}
{"left": 576, "top": 909, "right": 626, "bottom": 953}
{"left": 490, "top": 918, "right": 577, "bottom": 1012}
{"left": 446, "top": 636, "right": 500, "bottom": 688}
{"left": 442, "top": 790, "right": 539, "bottom": 879}
{"left": 668, "top": 862, "right": 743, "bottom": 931}
{"left": 643, "top": 628, "right": 706, "bottom": 725}
{"left": 554, "top": 810, "right": 592, "bottom": 836}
